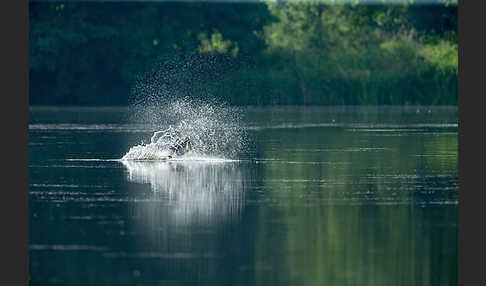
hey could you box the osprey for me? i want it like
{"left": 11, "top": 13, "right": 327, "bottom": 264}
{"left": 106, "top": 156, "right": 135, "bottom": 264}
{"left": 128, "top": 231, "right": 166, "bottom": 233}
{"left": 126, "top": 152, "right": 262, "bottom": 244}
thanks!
{"left": 167, "top": 137, "right": 192, "bottom": 159}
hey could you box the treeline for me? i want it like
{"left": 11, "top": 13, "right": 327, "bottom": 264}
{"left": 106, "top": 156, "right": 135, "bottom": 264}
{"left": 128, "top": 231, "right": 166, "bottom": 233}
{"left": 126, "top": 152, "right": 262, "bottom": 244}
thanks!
{"left": 29, "top": 1, "right": 457, "bottom": 106}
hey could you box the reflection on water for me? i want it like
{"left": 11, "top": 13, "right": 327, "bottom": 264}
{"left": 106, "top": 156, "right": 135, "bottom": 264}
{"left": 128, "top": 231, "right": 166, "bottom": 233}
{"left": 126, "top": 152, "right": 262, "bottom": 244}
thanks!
{"left": 29, "top": 107, "right": 457, "bottom": 286}
{"left": 122, "top": 160, "right": 245, "bottom": 226}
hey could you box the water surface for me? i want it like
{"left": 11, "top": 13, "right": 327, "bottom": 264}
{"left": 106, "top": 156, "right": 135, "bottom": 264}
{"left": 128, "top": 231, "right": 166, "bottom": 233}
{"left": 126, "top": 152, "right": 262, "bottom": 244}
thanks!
{"left": 29, "top": 106, "right": 457, "bottom": 286}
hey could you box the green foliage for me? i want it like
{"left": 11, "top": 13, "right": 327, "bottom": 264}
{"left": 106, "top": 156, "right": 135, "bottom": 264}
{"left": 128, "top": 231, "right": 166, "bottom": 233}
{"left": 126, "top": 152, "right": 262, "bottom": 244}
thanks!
{"left": 259, "top": 1, "right": 457, "bottom": 105}
{"left": 29, "top": 2, "right": 457, "bottom": 106}
{"left": 198, "top": 31, "right": 239, "bottom": 57}
{"left": 419, "top": 40, "right": 458, "bottom": 74}
{"left": 438, "top": 0, "right": 458, "bottom": 6}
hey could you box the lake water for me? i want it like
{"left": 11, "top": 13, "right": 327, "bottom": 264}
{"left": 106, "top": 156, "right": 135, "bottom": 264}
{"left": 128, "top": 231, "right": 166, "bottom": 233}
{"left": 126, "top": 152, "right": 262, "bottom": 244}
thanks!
{"left": 29, "top": 106, "right": 458, "bottom": 286}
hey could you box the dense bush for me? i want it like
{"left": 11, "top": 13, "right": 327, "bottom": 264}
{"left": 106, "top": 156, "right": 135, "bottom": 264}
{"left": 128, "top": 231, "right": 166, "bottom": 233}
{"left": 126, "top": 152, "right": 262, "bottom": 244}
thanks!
{"left": 29, "top": 1, "right": 457, "bottom": 106}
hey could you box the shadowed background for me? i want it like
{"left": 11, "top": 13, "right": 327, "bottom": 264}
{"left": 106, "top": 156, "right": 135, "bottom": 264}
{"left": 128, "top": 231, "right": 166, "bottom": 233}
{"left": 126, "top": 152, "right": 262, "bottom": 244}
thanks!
{"left": 29, "top": 0, "right": 457, "bottom": 106}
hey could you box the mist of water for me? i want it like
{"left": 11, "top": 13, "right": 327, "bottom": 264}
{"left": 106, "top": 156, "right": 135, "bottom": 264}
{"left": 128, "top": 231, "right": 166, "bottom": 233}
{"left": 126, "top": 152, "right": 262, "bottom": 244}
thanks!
{"left": 121, "top": 53, "right": 246, "bottom": 161}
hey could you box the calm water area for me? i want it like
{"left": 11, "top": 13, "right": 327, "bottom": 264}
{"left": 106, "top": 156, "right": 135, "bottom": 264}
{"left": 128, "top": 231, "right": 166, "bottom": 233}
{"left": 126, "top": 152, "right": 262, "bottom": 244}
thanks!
{"left": 29, "top": 106, "right": 458, "bottom": 286}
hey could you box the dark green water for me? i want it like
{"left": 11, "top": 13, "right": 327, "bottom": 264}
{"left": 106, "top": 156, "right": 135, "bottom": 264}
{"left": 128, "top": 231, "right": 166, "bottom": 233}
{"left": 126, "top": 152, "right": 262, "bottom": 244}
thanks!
{"left": 29, "top": 106, "right": 458, "bottom": 286}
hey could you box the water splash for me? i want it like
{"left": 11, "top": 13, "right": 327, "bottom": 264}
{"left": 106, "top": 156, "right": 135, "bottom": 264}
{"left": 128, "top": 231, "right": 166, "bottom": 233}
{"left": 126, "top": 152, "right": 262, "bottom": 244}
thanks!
{"left": 122, "top": 54, "right": 246, "bottom": 161}
{"left": 122, "top": 98, "right": 245, "bottom": 160}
